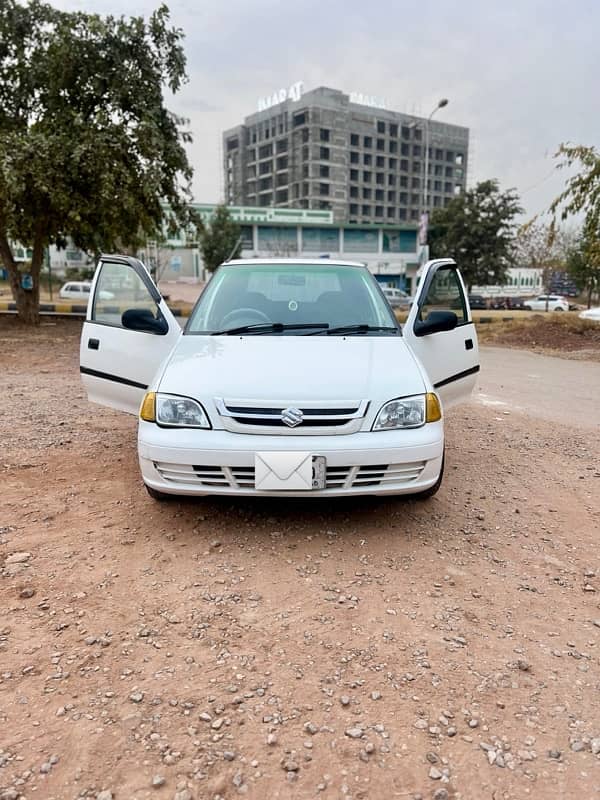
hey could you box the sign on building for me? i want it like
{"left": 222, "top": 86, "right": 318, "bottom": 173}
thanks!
{"left": 257, "top": 81, "right": 304, "bottom": 112}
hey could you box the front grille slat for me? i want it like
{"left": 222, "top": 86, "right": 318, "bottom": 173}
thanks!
{"left": 214, "top": 397, "right": 369, "bottom": 435}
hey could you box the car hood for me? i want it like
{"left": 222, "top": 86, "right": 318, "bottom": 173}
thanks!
{"left": 158, "top": 334, "right": 426, "bottom": 403}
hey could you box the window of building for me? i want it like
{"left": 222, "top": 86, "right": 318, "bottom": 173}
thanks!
{"left": 350, "top": 151, "right": 359, "bottom": 164}
{"left": 362, "top": 205, "right": 371, "bottom": 216}
{"left": 226, "top": 136, "right": 238, "bottom": 151}
{"left": 400, "top": 159, "right": 409, "bottom": 171}
{"left": 363, "top": 171, "right": 372, "bottom": 182}
{"left": 319, "top": 182, "right": 330, "bottom": 196}
{"left": 401, "top": 125, "right": 411, "bottom": 139}
{"left": 349, "top": 203, "right": 359, "bottom": 216}
{"left": 454, "top": 184, "right": 462, "bottom": 195}
{"left": 258, "top": 193, "right": 272, "bottom": 206}
{"left": 276, "top": 138, "right": 288, "bottom": 153}
{"left": 259, "top": 176, "right": 273, "bottom": 191}
{"left": 377, "top": 120, "right": 385, "bottom": 133}
{"left": 398, "top": 208, "right": 407, "bottom": 220}
{"left": 320, "top": 146, "right": 330, "bottom": 160}
{"left": 303, "top": 182, "right": 309, "bottom": 196}
{"left": 350, "top": 186, "right": 358, "bottom": 198}
{"left": 302, "top": 146, "right": 309, "bottom": 162}
{"left": 377, "top": 138, "right": 385, "bottom": 151}
{"left": 302, "top": 227, "right": 340, "bottom": 252}
{"left": 399, "top": 192, "right": 408, "bottom": 204}
{"left": 399, "top": 175, "right": 408, "bottom": 187}
{"left": 319, "top": 201, "right": 331, "bottom": 210}
{"left": 388, "top": 157, "right": 397, "bottom": 169}
{"left": 401, "top": 143, "right": 410, "bottom": 156}
{"left": 363, "top": 153, "right": 372, "bottom": 166}
{"left": 410, "top": 209, "right": 419, "bottom": 220}
{"left": 376, "top": 172, "right": 384, "bottom": 185}
{"left": 320, "top": 128, "right": 330, "bottom": 142}
{"left": 388, "top": 174, "right": 396, "bottom": 186}
{"left": 389, "top": 140, "right": 398, "bottom": 154}
{"left": 375, "top": 206, "right": 383, "bottom": 217}
{"left": 375, "top": 189, "right": 384, "bottom": 201}
{"left": 433, "top": 196, "right": 441, "bottom": 207}
{"left": 350, "top": 169, "right": 359, "bottom": 181}
{"left": 258, "top": 143, "right": 273, "bottom": 159}
{"left": 276, "top": 189, "right": 289, "bottom": 203}
{"left": 293, "top": 111, "right": 307, "bottom": 127}
{"left": 434, "top": 148, "right": 443, "bottom": 161}
{"left": 320, "top": 164, "right": 330, "bottom": 178}
{"left": 411, "top": 193, "right": 419, "bottom": 205}
{"left": 302, "top": 165, "right": 309, "bottom": 178}
{"left": 413, "top": 160, "right": 421, "bottom": 173}
{"left": 363, "top": 136, "right": 372, "bottom": 148}
{"left": 257, "top": 225, "right": 297, "bottom": 250}
{"left": 247, "top": 165, "right": 256, "bottom": 178}
{"left": 376, "top": 155, "right": 385, "bottom": 168}
{"left": 343, "top": 227, "right": 379, "bottom": 252}
{"left": 412, "top": 177, "right": 420, "bottom": 189}
{"left": 414, "top": 128, "right": 422, "bottom": 141}
{"left": 251, "top": 128, "right": 257, "bottom": 144}
{"left": 350, "top": 133, "right": 360, "bottom": 146}
{"left": 362, "top": 187, "right": 372, "bottom": 199}
{"left": 413, "top": 145, "right": 422, "bottom": 157}
{"left": 276, "top": 156, "right": 288, "bottom": 171}
{"left": 387, "top": 207, "right": 395, "bottom": 218}
{"left": 455, "top": 153, "right": 464, "bottom": 165}
{"left": 445, "top": 166, "right": 453, "bottom": 178}
{"left": 389, "top": 123, "right": 398, "bottom": 137}
{"left": 446, "top": 150, "right": 455, "bottom": 162}
{"left": 434, "top": 164, "right": 443, "bottom": 176}
{"left": 247, "top": 181, "right": 256, "bottom": 194}
{"left": 434, "top": 180, "right": 442, "bottom": 191}
{"left": 276, "top": 172, "right": 288, "bottom": 187}
{"left": 387, "top": 190, "right": 395, "bottom": 202}
{"left": 247, "top": 148, "right": 256, "bottom": 162}
{"left": 300, "top": 129, "right": 309, "bottom": 144}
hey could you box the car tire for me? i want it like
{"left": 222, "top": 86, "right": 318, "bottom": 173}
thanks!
{"left": 145, "top": 484, "right": 173, "bottom": 502}
{"left": 554, "top": 307, "right": 563, "bottom": 312}
{"left": 523, "top": 305, "right": 532, "bottom": 311}
{"left": 411, "top": 454, "right": 445, "bottom": 500}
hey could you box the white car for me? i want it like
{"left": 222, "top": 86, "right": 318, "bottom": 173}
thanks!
{"left": 79, "top": 256, "right": 479, "bottom": 500}
{"left": 59, "top": 281, "right": 114, "bottom": 301}
{"left": 579, "top": 307, "right": 600, "bottom": 322}
{"left": 382, "top": 287, "right": 412, "bottom": 309}
{"left": 523, "top": 294, "right": 569, "bottom": 312}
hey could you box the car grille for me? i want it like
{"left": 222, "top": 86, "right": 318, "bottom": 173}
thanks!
{"left": 154, "top": 461, "right": 426, "bottom": 491}
{"left": 214, "top": 398, "right": 370, "bottom": 435}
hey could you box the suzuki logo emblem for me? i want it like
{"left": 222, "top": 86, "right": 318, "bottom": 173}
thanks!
{"left": 281, "top": 407, "right": 303, "bottom": 427}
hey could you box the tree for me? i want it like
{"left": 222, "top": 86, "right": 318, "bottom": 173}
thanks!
{"left": 198, "top": 206, "right": 241, "bottom": 273}
{"left": 0, "top": 1, "right": 193, "bottom": 324}
{"left": 565, "top": 217, "right": 600, "bottom": 308}
{"left": 513, "top": 221, "right": 575, "bottom": 307}
{"left": 429, "top": 179, "right": 522, "bottom": 290}
{"left": 549, "top": 144, "right": 600, "bottom": 236}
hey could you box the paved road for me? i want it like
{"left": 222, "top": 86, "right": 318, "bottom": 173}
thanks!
{"left": 475, "top": 346, "right": 600, "bottom": 429}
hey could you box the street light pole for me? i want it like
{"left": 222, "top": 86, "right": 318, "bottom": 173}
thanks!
{"left": 421, "top": 97, "right": 449, "bottom": 216}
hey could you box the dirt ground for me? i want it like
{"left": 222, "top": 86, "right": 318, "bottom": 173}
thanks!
{"left": 476, "top": 315, "right": 600, "bottom": 362}
{"left": 1, "top": 318, "right": 600, "bottom": 800}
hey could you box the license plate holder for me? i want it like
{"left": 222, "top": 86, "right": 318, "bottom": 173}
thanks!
{"left": 311, "top": 455, "right": 326, "bottom": 489}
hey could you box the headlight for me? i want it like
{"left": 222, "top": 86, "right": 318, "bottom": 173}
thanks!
{"left": 140, "top": 392, "right": 211, "bottom": 429}
{"left": 372, "top": 393, "right": 442, "bottom": 430}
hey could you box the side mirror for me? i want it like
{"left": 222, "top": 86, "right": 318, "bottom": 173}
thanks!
{"left": 122, "top": 307, "right": 168, "bottom": 335}
{"left": 414, "top": 310, "right": 458, "bottom": 337}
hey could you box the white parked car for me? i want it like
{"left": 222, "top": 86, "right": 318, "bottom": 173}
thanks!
{"left": 523, "top": 294, "right": 569, "bottom": 312}
{"left": 79, "top": 256, "right": 479, "bottom": 500}
{"left": 579, "top": 307, "right": 600, "bottom": 322}
{"left": 382, "top": 286, "right": 412, "bottom": 309}
{"left": 59, "top": 281, "right": 114, "bottom": 301}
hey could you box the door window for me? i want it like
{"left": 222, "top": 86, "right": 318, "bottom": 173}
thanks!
{"left": 92, "top": 261, "right": 158, "bottom": 327}
{"left": 418, "top": 266, "right": 467, "bottom": 324}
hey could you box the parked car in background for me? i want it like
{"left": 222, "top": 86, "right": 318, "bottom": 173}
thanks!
{"left": 579, "top": 307, "right": 600, "bottom": 322}
{"left": 467, "top": 295, "right": 488, "bottom": 310}
{"left": 382, "top": 287, "right": 413, "bottom": 309}
{"left": 523, "top": 294, "right": 569, "bottom": 312}
{"left": 59, "top": 281, "right": 114, "bottom": 301}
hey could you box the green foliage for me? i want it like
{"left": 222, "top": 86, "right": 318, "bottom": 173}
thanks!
{"left": 565, "top": 217, "right": 600, "bottom": 306}
{"left": 429, "top": 180, "right": 522, "bottom": 289}
{"left": 0, "top": 0, "right": 193, "bottom": 323}
{"left": 549, "top": 144, "right": 600, "bottom": 236}
{"left": 198, "top": 206, "right": 241, "bottom": 273}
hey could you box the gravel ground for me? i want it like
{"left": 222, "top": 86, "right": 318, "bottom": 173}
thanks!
{"left": 1, "top": 319, "right": 600, "bottom": 800}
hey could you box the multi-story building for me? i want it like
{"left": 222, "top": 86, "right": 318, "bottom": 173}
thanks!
{"left": 223, "top": 86, "right": 469, "bottom": 225}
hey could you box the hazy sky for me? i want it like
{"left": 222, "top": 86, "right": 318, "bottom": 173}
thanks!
{"left": 53, "top": 0, "right": 599, "bottom": 221}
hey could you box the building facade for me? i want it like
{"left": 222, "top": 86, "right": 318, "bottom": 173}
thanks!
{"left": 223, "top": 86, "right": 469, "bottom": 225}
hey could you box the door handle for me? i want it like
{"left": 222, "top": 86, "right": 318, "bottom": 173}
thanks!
{"left": 465, "top": 338, "right": 473, "bottom": 350}
{"left": 88, "top": 338, "right": 100, "bottom": 350}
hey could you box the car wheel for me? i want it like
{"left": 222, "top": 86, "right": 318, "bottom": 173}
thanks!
{"left": 412, "top": 454, "right": 445, "bottom": 500}
{"left": 145, "top": 484, "right": 173, "bottom": 501}
{"left": 554, "top": 307, "right": 563, "bottom": 312}
{"left": 523, "top": 305, "right": 532, "bottom": 311}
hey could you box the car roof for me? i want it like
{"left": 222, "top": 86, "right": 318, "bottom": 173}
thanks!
{"left": 224, "top": 258, "right": 368, "bottom": 268}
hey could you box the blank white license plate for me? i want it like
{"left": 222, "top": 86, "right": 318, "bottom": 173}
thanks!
{"left": 311, "top": 456, "right": 326, "bottom": 489}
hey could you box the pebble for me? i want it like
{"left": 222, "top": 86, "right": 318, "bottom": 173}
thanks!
{"left": 152, "top": 775, "right": 166, "bottom": 787}
{"left": 591, "top": 739, "right": 600, "bottom": 755}
{"left": 282, "top": 760, "right": 299, "bottom": 772}
{"left": 570, "top": 741, "right": 586, "bottom": 752}
{"left": 433, "top": 790, "right": 449, "bottom": 800}
{"left": 19, "top": 587, "right": 35, "bottom": 598}
{"left": 5, "top": 552, "right": 31, "bottom": 564}
{"left": 345, "top": 727, "right": 363, "bottom": 739}
{"left": 304, "top": 722, "right": 318, "bottom": 735}
{"left": 340, "top": 695, "right": 350, "bottom": 706}
{"left": 548, "top": 749, "right": 562, "bottom": 760}
{"left": 223, "top": 751, "right": 236, "bottom": 761}
{"left": 96, "top": 792, "right": 113, "bottom": 800}
{"left": 129, "top": 691, "right": 144, "bottom": 703}
{"left": 428, "top": 767, "right": 443, "bottom": 780}
{"left": 370, "top": 691, "right": 382, "bottom": 701}
{"left": 173, "top": 790, "right": 192, "bottom": 800}
{"left": 468, "top": 719, "right": 479, "bottom": 728}
{"left": 267, "top": 733, "right": 278, "bottom": 746}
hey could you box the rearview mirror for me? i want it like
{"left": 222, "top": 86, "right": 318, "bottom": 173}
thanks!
{"left": 122, "top": 308, "right": 168, "bottom": 335}
{"left": 413, "top": 310, "right": 458, "bottom": 337}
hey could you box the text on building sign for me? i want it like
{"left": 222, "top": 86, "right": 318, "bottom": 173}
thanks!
{"left": 257, "top": 81, "right": 304, "bottom": 112}
{"left": 349, "top": 92, "right": 388, "bottom": 110}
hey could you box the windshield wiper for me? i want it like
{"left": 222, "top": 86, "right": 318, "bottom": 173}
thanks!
{"left": 308, "top": 324, "right": 399, "bottom": 336}
{"left": 211, "top": 322, "right": 330, "bottom": 336}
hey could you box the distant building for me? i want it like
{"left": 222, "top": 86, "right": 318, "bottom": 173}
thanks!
{"left": 223, "top": 86, "right": 469, "bottom": 225}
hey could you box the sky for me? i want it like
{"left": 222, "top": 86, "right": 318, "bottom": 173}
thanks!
{"left": 52, "top": 0, "right": 600, "bottom": 222}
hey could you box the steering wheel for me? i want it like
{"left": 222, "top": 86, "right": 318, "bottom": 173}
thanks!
{"left": 220, "top": 308, "right": 271, "bottom": 328}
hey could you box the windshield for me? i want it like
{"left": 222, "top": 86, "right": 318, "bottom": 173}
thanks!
{"left": 185, "top": 263, "right": 400, "bottom": 335}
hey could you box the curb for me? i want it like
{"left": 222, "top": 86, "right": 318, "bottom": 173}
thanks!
{"left": 0, "top": 301, "right": 188, "bottom": 318}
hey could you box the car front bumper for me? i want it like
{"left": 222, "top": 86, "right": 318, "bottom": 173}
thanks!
{"left": 138, "top": 421, "right": 444, "bottom": 498}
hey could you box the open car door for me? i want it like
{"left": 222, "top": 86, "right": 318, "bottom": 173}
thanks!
{"left": 403, "top": 259, "right": 479, "bottom": 409}
{"left": 80, "top": 255, "right": 182, "bottom": 414}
